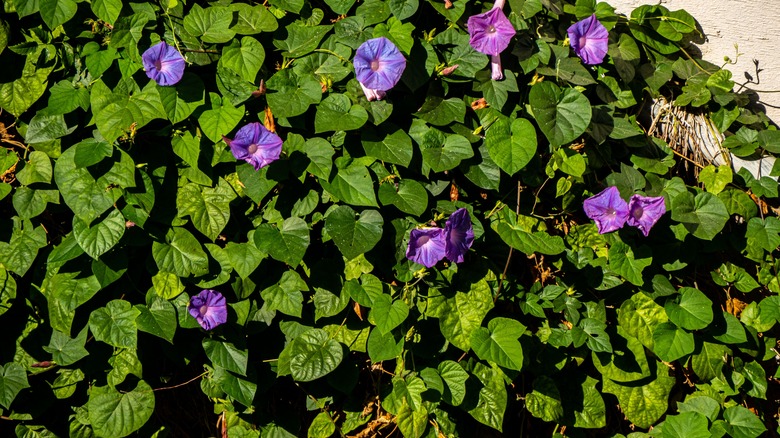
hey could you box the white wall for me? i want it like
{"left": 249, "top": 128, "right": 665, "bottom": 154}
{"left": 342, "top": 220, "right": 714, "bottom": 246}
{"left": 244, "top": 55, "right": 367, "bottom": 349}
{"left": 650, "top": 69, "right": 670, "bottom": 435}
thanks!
{"left": 608, "top": 0, "right": 780, "bottom": 123}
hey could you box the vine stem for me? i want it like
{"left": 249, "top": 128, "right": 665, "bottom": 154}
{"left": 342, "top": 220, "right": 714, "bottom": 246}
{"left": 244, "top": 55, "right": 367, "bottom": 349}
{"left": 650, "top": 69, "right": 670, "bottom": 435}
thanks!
{"left": 152, "top": 371, "right": 208, "bottom": 391}
{"left": 677, "top": 45, "right": 709, "bottom": 75}
{"left": 494, "top": 180, "right": 522, "bottom": 303}
{"left": 294, "top": 383, "right": 347, "bottom": 438}
{"left": 330, "top": 316, "right": 349, "bottom": 340}
{"left": 531, "top": 177, "right": 550, "bottom": 217}
{"left": 313, "top": 48, "right": 348, "bottom": 63}
{"left": 736, "top": 88, "right": 780, "bottom": 93}
{"left": 180, "top": 48, "right": 219, "bottom": 54}
{"left": 621, "top": 15, "right": 703, "bottom": 39}
{"left": 163, "top": 9, "right": 182, "bottom": 55}
{"left": 671, "top": 148, "right": 705, "bottom": 169}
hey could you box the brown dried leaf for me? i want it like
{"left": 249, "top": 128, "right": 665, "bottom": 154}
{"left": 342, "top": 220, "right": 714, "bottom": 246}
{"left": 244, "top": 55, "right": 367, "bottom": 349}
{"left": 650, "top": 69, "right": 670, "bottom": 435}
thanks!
{"left": 726, "top": 295, "right": 747, "bottom": 317}
{"left": 264, "top": 106, "right": 276, "bottom": 133}
{"left": 470, "top": 98, "right": 488, "bottom": 111}
{"left": 353, "top": 302, "right": 365, "bottom": 321}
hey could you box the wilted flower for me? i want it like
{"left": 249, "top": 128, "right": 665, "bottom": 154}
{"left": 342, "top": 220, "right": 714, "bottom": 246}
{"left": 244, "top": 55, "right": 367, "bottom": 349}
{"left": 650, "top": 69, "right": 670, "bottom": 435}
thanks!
{"left": 353, "top": 37, "right": 406, "bottom": 101}
{"left": 471, "top": 97, "right": 489, "bottom": 110}
{"left": 444, "top": 208, "right": 474, "bottom": 263}
{"left": 627, "top": 195, "right": 666, "bottom": 236}
{"left": 406, "top": 228, "right": 447, "bottom": 268}
{"left": 467, "top": 7, "right": 516, "bottom": 80}
{"left": 223, "top": 122, "right": 283, "bottom": 170}
{"left": 567, "top": 14, "right": 609, "bottom": 65}
{"left": 141, "top": 41, "right": 185, "bottom": 86}
{"left": 188, "top": 290, "right": 228, "bottom": 330}
{"left": 583, "top": 186, "right": 629, "bottom": 234}
{"left": 440, "top": 64, "right": 460, "bottom": 76}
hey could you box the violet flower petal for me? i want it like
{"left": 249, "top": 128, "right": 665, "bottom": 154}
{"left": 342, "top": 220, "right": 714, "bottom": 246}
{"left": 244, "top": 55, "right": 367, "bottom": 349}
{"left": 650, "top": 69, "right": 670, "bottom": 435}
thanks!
{"left": 141, "top": 41, "right": 185, "bottom": 86}
{"left": 406, "top": 228, "right": 447, "bottom": 268}
{"left": 567, "top": 14, "right": 609, "bottom": 65}
{"left": 467, "top": 7, "right": 516, "bottom": 56}
{"left": 353, "top": 37, "right": 406, "bottom": 93}
{"left": 444, "top": 208, "right": 475, "bottom": 263}
{"left": 225, "top": 122, "right": 283, "bottom": 170}
{"left": 188, "top": 290, "right": 228, "bottom": 330}
{"left": 627, "top": 195, "right": 666, "bottom": 237}
{"left": 583, "top": 186, "right": 630, "bottom": 234}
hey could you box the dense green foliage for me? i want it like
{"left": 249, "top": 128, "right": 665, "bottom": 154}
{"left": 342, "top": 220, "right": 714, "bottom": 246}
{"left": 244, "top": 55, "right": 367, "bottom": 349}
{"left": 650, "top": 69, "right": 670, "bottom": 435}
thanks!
{"left": 0, "top": 0, "right": 779, "bottom": 437}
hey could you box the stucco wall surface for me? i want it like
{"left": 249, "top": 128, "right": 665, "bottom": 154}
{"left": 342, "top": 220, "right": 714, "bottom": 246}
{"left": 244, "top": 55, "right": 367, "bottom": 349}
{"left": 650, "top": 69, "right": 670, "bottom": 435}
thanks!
{"left": 606, "top": 0, "right": 780, "bottom": 123}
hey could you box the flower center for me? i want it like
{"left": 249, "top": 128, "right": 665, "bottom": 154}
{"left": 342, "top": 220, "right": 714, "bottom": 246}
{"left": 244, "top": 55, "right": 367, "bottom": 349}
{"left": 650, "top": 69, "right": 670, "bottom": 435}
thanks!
{"left": 370, "top": 59, "right": 381, "bottom": 71}
{"left": 199, "top": 305, "right": 208, "bottom": 315}
{"left": 247, "top": 144, "right": 258, "bottom": 154}
{"left": 417, "top": 235, "right": 430, "bottom": 246}
{"left": 486, "top": 25, "right": 497, "bottom": 34}
{"left": 632, "top": 206, "right": 644, "bottom": 219}
{"left": 579, "top": 36, "right": 588, "bottom": 48}
{"left": 154, "top": 59, "right": 163, "bottom": 71}
{"left": 605, "top": 207, "right": 616, "bottom": 216}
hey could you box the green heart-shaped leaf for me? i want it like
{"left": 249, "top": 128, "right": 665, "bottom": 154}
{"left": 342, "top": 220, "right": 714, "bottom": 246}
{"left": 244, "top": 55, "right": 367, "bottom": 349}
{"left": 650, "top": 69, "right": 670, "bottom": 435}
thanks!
{"left": 88, "top": 299, "right": 141, "bottom": 349}
{"left": 378, "top": 179, "right": 428, "bottom": 216}
{"left": 470, "top": 317, "right": 525, "bottom": 371}
{"left": 254, "top": 217, "right": 310, "bottom": 267}
{"left": 652, "top": 322, "right": 694, "bottom": 362}
{"left": 529, "top": 81, "right": 592, "bottom": 147}
{"left": 72, "top": 209, "right": 126, "bottom": 259}
{"left": 314, "top": 93, "right": 369, "bottom": 133}
{"left": 88, "top": 380, "right": 155, "bottom": 437}
{"left": 484, "top": 117, "right": 537, "bottom": 176}
{"left": 422, "top": 134, "right": 474, "bottom": 173}
{"left": 671, "top": 191, "right": 729, "bottom": 241}
{"left": 0, "top": 362, "right": 30, "bottom": 409}
{"left": 664, "top": 287, "right": 713, "bottom": 330}
{"left": 288, "top": 329, "right": 343, "bottom": 382}
{"left": 369, "top": 294, "right": 409, "bottom": 334}
{"left": 324, "top": 205, "right": 383, "bottom": 260}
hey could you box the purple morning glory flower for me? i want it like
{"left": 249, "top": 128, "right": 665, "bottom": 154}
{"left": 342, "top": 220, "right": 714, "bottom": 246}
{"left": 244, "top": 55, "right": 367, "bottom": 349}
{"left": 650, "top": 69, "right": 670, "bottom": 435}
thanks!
{"left": 353, "top": 37, "right": 406, "bottom": 101}
{"left": 141, "top": 41, "right": 186, "bottom": 86}
{"left": 444, "top": 208, "right": 474, "bottom": 263}
{"left": 188, "top": 290, "right": 228, "bottom": 330}
{"left": 406, "top": 208, "right": 475, "bottom": 267}
{"left": 467, "top": 7, "right": 516, "bottom": 80}
{"left": 223, "top": 122, "right": 283, "bottom": 170}
{"left": 567, "top": 14, "right": 609, "bottom": 65}
{"left": 406, "top": 228, "right": 447, "bottom": 268}
{"left": 583, "top": 186, "right": 629, "bottom": 234}
{"left": 627, "top": 195, "right": 666, "bottom": 237}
